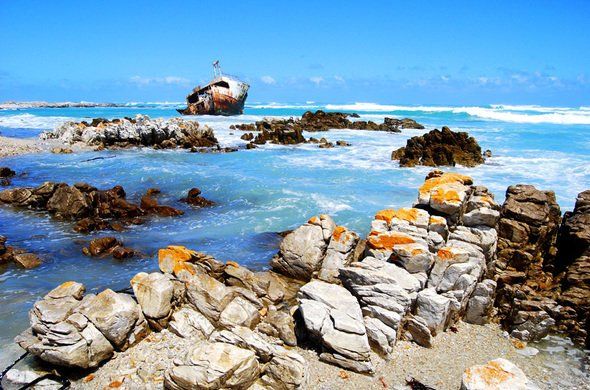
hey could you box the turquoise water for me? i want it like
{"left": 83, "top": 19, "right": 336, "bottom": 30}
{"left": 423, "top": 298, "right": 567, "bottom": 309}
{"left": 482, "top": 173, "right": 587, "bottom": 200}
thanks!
{"left": 0, "top": 103, "right": 589, "bottom": 365}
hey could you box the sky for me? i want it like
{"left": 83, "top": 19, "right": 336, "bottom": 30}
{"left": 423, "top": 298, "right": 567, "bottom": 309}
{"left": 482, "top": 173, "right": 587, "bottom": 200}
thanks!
{"left": 1, "top": 0, "right": 589, "bottom": 105}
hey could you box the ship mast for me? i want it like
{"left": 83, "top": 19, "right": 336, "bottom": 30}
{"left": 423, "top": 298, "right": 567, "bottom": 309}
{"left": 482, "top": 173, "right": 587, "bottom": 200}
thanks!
{"left": 212, "top": 60, "right": 222, "bottom": 79}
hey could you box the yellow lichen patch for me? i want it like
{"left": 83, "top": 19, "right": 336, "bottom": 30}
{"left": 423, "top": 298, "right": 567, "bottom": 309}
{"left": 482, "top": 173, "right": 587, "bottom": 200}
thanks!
{"left": 60, "top": 281, "right": 77, "bottom": 288}
{"left": 375, "top": 208, "right": 423, "bottom": 224}
{"left": 173, "top": 261, "right": 196, "bottom": 276}
{"left": 429, "top": 216, "right": 446, "bottom": 225}
{"left": 437, "top": 247, "right": 455, "bottom": 260}
{"left": 374, "top": 209, "right": 397, "bottom": 224}
{"left": 411, "top": 248, "right": 424, "bottom": 256}
{"left": 226, "top": 260, "right": 240, "bottom": 268}
{"left": 158, "top": 245, "right": 197, "bottom": 274}
{"left": 419, "top": 172, "right": 473, "bottom": 196}
{"left": 465, "top": 360, "right": 515, "bottom": 386}
{"left": 367, "top": 232, "right": 415, "bottom": 250}
{"left": 332, "top": 226, "right": 347, "bottom": 242}
{"left": 430, "top": 187, "right": 461, "bottom": 205}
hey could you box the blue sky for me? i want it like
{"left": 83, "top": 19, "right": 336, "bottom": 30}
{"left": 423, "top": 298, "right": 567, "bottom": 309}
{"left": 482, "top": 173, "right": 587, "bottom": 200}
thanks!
{"left": 1, "top": 1, "right": 589, "bottom": 105}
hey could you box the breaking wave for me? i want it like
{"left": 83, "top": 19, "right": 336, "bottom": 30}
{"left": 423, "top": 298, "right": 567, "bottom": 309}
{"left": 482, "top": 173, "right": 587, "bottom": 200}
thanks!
{"left": 0, "top": 113, "right": 75, "bottom": 129}
{"left": 325, "top": 103, "right": 590, "bottom": 125}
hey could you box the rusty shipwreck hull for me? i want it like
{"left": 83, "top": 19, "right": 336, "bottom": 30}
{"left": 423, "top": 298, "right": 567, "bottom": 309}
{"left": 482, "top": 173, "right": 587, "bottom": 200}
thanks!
{"left": 178, "top": 75, "right": 249, "bottom": 116}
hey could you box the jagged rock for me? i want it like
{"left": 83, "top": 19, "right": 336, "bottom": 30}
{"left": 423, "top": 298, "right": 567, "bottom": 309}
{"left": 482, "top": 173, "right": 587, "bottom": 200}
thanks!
{"left": 318, "top": 226, "right": 359, "bottom": 283}
{"left": 13, "top": 253, "right": 42, "bottom": 269}
{"left": 298, "top": 280, "right": 373, "bottom": 373}
{"left": 41, "top": 115, "right": 219, "bottom": 150}
{"left": 417, "top": 172, "right": 473, "bottom": 217}
{"left": 184, "top": 268, "right": 236, "bottom": 323}
{"left": 180, "top": 187, "right": 215, "bottom": 207}
{"left": 131, "top": 272, "right": 175, "bottom": 322}
{"left": 392, "top": 126, "right": 485, "bottom": 167}
{"left": 85, "top": 236, "right": 120, "bottom": 256}
{"left": 1, "top": 367, "right": 62, "bottom": 390}
{"left": 168, "top": 306, "right": 215, "bottom": 339}
{"left": 509, "top": 308, "right": 556, "bottom": 341}
{"left": 15, "top": 282, "right": 125, "bottom": 369}
{"left": 78, "top": 289, "right": 149, "bottom": 350}
{"left": 219, "top": 296, "right": 261, "bottom": 329}
{"left": 461, "top": 358, "right": 537, "bottom": 390}
{"left": 259, "top": 349, "right": 308, "bottom": 389}
{"left": 158, "top": 245, "right": 225, "bottom": 279}
{"left": 271, "top": 215, "right": 335, "bottom": 281}
{"left": 164, "top": 342, "right": 260, "bottom": 390}
{"left": 257, "top": 307, "right": 297, "bottom": 346}
{"left": 465, "top": 279, "right": 497, "bottom": 324}
{"left": 404, "top": 314, "right": 433, "bottom": 348}
{"left": 415, "top": 288, "right": 452, "bottom": 335}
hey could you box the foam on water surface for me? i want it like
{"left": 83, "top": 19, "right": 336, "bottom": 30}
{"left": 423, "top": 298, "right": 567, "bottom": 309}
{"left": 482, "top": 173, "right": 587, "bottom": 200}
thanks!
{"left": 0, "top": 103, "right": 589, "bottom": 368}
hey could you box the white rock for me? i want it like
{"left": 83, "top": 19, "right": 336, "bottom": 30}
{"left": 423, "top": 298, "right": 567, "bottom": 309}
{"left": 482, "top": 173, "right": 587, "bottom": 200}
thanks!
{"left": 461, "top": 358, "right": 538, "bottom": 390}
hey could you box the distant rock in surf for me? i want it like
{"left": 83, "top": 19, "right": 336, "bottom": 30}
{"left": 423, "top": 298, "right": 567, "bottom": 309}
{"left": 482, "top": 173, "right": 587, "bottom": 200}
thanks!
{"left": 40, "top": 115, "right": 219, "bottom": 151}
{"left": 230, "top": 110, "right": 424, "bottom": 134}
{"left": 0, "top": 235, "right": 42, "bottom": 270}
{"left": 392, "top": 126, "right": 486, "bottom": 167}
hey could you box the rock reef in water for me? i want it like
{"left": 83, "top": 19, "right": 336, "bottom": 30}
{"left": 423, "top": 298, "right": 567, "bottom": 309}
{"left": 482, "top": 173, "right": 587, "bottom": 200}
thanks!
{"left": 0, "top": 166, "right": 16, "bottom": 186}
{"left": 392, "top": 126, "right": 485, "bottom": 167}
{"left": 40, "top": 115, "right": 219, "bottom": 150}
{"left": 0, "top": 182, "right": 208, "bottom": 233}
{"left": 0, "top": 235, "right": 42, "bottom": 270}
{"left": 230, "top": 110, "right": 424, "bottom": 135}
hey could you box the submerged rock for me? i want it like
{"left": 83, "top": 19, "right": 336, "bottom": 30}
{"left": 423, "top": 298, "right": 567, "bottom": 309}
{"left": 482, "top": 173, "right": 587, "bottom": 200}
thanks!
{"left": 392, "top": 126, "right": 485, "bottom": 167}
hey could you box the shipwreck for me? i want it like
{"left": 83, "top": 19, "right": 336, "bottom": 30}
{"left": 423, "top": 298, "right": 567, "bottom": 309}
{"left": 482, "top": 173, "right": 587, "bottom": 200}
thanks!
{"left": 177, "top": 61, "right": 249, "bottom": 116}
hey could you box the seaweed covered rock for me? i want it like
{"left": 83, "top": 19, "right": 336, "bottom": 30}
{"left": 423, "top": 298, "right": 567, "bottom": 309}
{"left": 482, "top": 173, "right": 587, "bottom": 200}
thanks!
{"left": 392, "top": 126, "right": 485, "bottom": 167}
{"left": 231, "top": 110, "right": 424, "bottom": 135}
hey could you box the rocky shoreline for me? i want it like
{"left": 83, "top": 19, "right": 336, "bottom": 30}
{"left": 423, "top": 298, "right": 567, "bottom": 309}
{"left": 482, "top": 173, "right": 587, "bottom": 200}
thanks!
{"left": 3, "top": 170, "right": 588, "bottom": 389}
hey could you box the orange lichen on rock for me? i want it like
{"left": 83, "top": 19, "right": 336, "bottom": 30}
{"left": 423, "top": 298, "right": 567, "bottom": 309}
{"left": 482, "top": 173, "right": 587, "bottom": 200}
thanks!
{"left": 367, "top": 231, "right": 415, "bottom": 250}
{"left": 419, "top": 172, "right": 472, "bottom": 196}
{"left": 429, "top": 216, "right": 446, "bottom": 225}
{"left": 158, "top": 245, "right": 198, "bottom": 274}
{"left": 308, "top": 216, "right": 319, "bottom": 224}
{"left": 430, "top": 187, "right": 462, "bottom": 204}
{"left": 226, "top": 260, "right": 240, "bottom": 268}
{"left": 331, "top": 226, "right": 347, "bottom": 242}
{"left": 464, "top": 360, "right": 514, "bottom": 386}
{"left": 375, "top": 208, "right": 423, "bottom": 224}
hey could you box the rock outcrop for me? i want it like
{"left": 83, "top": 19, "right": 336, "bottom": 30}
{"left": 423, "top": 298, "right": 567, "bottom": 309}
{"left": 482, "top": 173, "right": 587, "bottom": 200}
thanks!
{"left": 0, "top": 182, "right": 187, "bottom": 233}
{"left": 231, "top": 110, "right": 424, "bottom": 135}
{"left": 0, "top": 235, "right": 42, "bottom": 270}
{"left": 392, "top": 127, "right": 485, "bottom": 167}
{"left": 40, "top": 115, "right": 218, "bottom": 150}
{"left": 493, "top": 185, "right": 562, "bottom": 342}
{"left": 556, "top": 190, "right": 590, "bottom": 346}
{"left": 15, "top": 282, "right": 149, "bottom": 368}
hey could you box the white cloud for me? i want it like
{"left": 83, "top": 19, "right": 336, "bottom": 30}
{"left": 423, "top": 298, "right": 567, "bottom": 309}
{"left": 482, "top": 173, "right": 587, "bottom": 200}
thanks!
{"left": 260, "top": 75, "right": 276, "bottom": 85}
{"left": 129, "top": 75, "right": 190, "bottom": 86}
{"left": 309, "top": 76, "right": 324, "bottom": 86}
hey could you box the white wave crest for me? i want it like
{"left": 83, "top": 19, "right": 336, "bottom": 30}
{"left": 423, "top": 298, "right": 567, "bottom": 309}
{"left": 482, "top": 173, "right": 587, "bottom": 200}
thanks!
{"left": 324, "top": 102, "right": 590, "bottom": 125}
{"left": 0, "top": 114, "right": 75, "bottom": 129}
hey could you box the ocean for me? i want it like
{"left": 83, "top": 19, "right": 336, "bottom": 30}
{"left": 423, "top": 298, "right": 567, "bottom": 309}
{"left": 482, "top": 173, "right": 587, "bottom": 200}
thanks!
{"left": 0, "top": 102, "right": 589, "bottom": 376}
